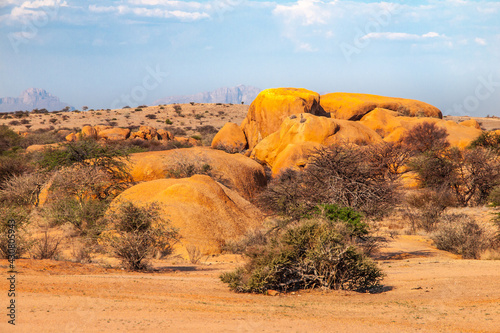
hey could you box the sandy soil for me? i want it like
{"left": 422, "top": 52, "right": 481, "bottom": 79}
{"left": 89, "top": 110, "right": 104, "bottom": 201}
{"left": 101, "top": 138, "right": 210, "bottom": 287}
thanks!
{"left": 1, "top": 235, "right": 499, "bottom": 333}
{"left": 0, "top": 103, "right": 249, "bottom": 136}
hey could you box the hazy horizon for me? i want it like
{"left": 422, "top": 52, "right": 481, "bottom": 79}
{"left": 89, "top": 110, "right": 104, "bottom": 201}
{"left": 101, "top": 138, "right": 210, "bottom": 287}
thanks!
{"left": 1, "top": 0, "right": 499, "bottom": 116}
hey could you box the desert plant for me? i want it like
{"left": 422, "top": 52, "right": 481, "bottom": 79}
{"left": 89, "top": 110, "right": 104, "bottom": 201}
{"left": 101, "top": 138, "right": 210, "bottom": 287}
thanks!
{"left": 221, "top": 217, "right": 383, "bottom": 293}
{"left": 186, "top": 245, "right": 203, "bottom": 264}
{"left": 0, "top": 205, "right": 32, "bottom": 259}
{"left": 0, "top": 125, "right": 21, "bottom": 154}
{"left": 402, "top": 122, "right": 450, "bottom": 154}
{"left": 38, "top": 139, "right": 131, "bottom": 183}
{"left": 31, "top": 230, "right": 61, "bottom": 260}
{"left": 403, "top": 189, "right": 454, "bottom": 232}
{"left": 469, "top": 131, "right": 500, "bottom": 154}
{"left": 0, "top": 172, "right": 48, "bottom": 207}
{"left": 104, "top": 202, "right": 179, "bottom": 270}
{"left": 432, "top": 214, "right": 489, "bottom": 259}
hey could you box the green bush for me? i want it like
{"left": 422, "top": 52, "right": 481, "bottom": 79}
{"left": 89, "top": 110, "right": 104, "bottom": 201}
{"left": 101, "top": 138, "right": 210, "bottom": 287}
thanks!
{"left": 221, "top": 216, "right": 383, "bottom": 293}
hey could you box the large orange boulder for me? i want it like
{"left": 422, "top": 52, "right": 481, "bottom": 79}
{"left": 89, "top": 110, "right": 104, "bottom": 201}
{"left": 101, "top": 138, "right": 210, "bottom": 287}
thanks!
{"left": 81, "top": 125, "right": 98, "bottom": 139}
{"left": 127, "top": 147, "right": 267, "bottom": 200}
{"left": 320, "top": 93, "right": 442, "bottom": 120}
{"left": 111, "top": 175, "right": 263, "bottom": 255}
{"left": 240, "top": 88, "right": 326, "bottom": 150}
{"left": 211, "top": 122, "right": 248, "bottom": 153}
{"left": 251, "top": 113, "right": 382, "bottom": 175}
{"left": 131, "top": 126, "right": 159, "bottom": 140}
{"left": 157, "top": 129, "right": 173, "bottom": 141}
{"left": 360, "top": 108, "right": 482, "bottom": 149}
{"left": 97, "top": 127, "right": 131, "bottom": 141}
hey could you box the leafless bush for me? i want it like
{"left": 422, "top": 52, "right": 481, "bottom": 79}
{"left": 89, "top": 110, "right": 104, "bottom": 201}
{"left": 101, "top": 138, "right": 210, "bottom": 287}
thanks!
{"left": 186, "top": 245, "right": 202, "bottom": 264}
{"left": 0, "top": 172, "right": 48, "bottom": 207}
{"left": 364, "top": 142, "right": 411, "bottom": 181}
{"left": 403, "top": 189, "right": 454, "bottom": 233}
{"left": 432, "top": 214, "right": 489, "bottom": 259}
{"left": 402, "top": 122, "right": 449, "bottom": 154}
{"left": 303, "top": 144, "right": 398, "bottom": 218}
{"left": 31, "top": 230, "right": 61, "bottom": 260}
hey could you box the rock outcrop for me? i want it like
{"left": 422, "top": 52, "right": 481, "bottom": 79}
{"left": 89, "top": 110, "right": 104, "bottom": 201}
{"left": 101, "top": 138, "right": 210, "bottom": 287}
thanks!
{"left": 321, "top": 93, "right": 442, "bottom": 120}
{"left": 127, "top": 147, "right": 267, "bottom": 200}
{"left": 211, "top": 122, "right": 248, "bottom": 153}
{"left": 240, "top": 88, "right": 326, "bottom": 151}
{"left": 111, "top": 175, "right": 263, "bottom": 255}
{"left": 360, "top": 108, "right": 482, "bottom": 149}
{"left": 251, "top": 113, "right": 382, "bottom": 175}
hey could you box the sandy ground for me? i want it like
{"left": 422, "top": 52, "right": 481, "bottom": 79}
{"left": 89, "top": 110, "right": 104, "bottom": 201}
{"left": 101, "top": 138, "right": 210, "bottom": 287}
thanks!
{"left": 1, "top": 235, "right": 499, "bottom": 333}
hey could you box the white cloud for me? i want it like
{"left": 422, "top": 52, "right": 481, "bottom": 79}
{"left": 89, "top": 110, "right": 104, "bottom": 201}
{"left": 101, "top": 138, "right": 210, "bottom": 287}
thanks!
{"left": 273, "top": 0, "right": 332, "bottom": 26}
{"left": 475, "top": 37, "right": 487, "bottom": 46}
{"left": 361, "top": 32, "right": 444, "bottom": 41}
{"left": 88, "top": 4, "right": 209, "bottom": 21}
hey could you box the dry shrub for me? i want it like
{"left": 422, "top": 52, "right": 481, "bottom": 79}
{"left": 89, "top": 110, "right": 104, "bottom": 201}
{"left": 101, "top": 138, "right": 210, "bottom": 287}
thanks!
{"left": 431, "top": 214, "right": 489, "bottom": 259}
{"left": 103, "top": 202, "right": 179, "bottom": 270}
{"left": 402, "top": 122, "right": 449, "bottom": 154}
{"left": 260, "top": 144, "right": 398, "bottom": 220}
{"left": 403, "top": 189, "right": 454, "bottom": 233}
{"left": 186, "top": 245, "right": 203, "bottom": 264}
{"left": 411, "top": 147, "right": 500, "bottom": 206}
{"left": 31, "top": 230, "right": 61, "bottom": 260}
{"left": 0, "top": 172, "right": 48, "bottom": 207}
{"left": 221, "top": 216, "right": 383, "bottom": 293}
{"left": 0, "top": 205, "right": 32, "bottom": 259}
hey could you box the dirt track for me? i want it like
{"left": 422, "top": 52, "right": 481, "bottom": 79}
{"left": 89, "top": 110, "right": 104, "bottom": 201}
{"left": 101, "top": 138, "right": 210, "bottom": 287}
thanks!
{"left": 1, "top": 235, "right": 499, "bottom": 332}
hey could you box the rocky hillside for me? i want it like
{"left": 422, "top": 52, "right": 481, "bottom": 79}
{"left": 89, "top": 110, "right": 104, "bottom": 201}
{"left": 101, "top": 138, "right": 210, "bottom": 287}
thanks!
{"left": 0, "top": 88, "right": 73, "bottom": 112}
{"left": 153, "top": 85, "right": 261, "bottom": 105}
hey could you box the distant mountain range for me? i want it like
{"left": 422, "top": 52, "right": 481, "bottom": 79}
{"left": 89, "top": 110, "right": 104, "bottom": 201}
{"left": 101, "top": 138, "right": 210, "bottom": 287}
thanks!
{"left": 0, "top": 88, "right": 73, "bottom": 112}
{"left": 153, "top": 85, "right": 261, "bottom": 105}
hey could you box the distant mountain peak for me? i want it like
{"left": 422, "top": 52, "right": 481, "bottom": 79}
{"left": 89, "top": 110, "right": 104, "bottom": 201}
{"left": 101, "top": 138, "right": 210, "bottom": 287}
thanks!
{"left": 0, "top": 88, "right": 73, "bottom": 112}
{"left": 153, "top": 85, "right": 261, "bottom": 106}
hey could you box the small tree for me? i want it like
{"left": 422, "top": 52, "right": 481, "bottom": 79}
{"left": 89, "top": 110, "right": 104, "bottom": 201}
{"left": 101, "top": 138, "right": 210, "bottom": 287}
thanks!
{"left": 402, "top": 122, "right": 449, "bottom": 154}
{"left": 104, "top": 202, "right": 179, "bottom": 270}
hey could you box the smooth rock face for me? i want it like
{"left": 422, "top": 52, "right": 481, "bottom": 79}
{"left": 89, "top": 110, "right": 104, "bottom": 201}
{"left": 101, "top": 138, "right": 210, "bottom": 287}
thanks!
{"left": 241, "top": 88, "right": 326, "bottom": 151}
{"left": 459, "top": 119, "right": 481, "bottom": 130}
{"left": 360, "top": 108, "right": 482, "bottom": 149}
{"left": 111, "top": 175, "right": 263, "bottom": 255}
{"left": 127, "top": 147, "right": 267, "bottom": 200}
{"left": 211, "top": 122, "right": 248, "bottom": 153}
{"left": 321, "top": 92, "right": 443, "bottom": 120}
{"left": 97, "top": 127, "right": 131, "bottom": 141}
{"left": 81, "top": 125, "right": 97, "bottom": 139}
{"left": 251, "top": 113, "right": 382, "bottom": 175}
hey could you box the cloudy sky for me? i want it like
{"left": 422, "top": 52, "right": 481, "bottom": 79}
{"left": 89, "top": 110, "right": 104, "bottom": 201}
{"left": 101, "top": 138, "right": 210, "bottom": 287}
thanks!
{"left": 0, "top": 0, "right": 499, "bottom": 116}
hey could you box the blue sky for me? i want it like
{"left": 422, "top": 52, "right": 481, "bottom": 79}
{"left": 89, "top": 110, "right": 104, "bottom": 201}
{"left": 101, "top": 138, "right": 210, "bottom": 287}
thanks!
{"left": 0, "top": 0, "right": 499, "bottom": 116}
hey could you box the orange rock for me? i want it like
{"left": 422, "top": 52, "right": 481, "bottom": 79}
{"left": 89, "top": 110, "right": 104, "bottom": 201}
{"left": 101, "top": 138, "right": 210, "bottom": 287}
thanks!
{"left": 251, "top": 113, "right": 382, "bottom": 175}
{"left": 97, "top": 128, "right": 131, "bottom": 141}
{"left": 65, "top": 133, "right": 78, "bottom": 142}
{"left": 157, "top": 129, "right": 173, "bottom": 141}
{"left": 56, "top": 129, "right": 72, "bottom": 138}
{"left": 26, "top": 143, "right": 61, "bottom": 153}
{"left": 211, "top": 122, "right": 248, "bottom": 153}
{"left": 459, "top": 119, "right": 481, "bottom": 130}
{"left": 131, "top": 126, "right": 159, "bottom": 140}
{"left": 321, "top": 92, "right": 442, "bottom": 120}
{"left": 127, "top": 147, "right": 267, "bottom": 200}
{"left": 241, "top": 88, "right": 326, "bottom": 150}
{"left": 360, "top": 108, "right": 482, "bottom": 149}
{"left": 81, "top": 125, "right": 97, "bottom": 139}
{"left": 111, "top": 175, "right": 263, "bottom": 255}
{"left": 174, "top": 137, "right": 201, "bottom": 146}
{"left": 94, "top": 125, "right": 113, "bottom": 134}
